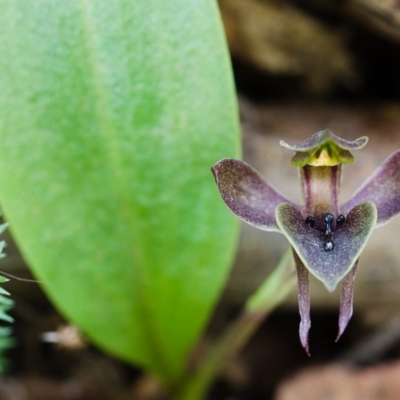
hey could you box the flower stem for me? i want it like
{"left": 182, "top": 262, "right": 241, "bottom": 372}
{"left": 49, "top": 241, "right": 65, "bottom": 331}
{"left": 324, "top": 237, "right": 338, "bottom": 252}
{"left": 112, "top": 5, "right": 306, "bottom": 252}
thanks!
{"left": 174, "top": 248, "right": 296, "bottom": 400}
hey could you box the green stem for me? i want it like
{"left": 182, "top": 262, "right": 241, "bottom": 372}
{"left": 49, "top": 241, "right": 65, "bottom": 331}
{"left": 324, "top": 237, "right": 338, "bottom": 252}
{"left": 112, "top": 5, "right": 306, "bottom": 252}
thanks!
{"left": 174, "top": 248, "right": 296, "bottom": 400}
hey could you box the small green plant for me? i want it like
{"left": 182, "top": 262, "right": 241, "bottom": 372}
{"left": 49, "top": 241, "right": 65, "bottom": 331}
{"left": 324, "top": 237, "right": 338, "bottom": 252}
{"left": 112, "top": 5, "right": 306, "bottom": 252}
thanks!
{"left": 0, "top": 284, "right": 14, "bottom": 373}
{"left": 0, "top": 221, "right": 14, "bottom": 372}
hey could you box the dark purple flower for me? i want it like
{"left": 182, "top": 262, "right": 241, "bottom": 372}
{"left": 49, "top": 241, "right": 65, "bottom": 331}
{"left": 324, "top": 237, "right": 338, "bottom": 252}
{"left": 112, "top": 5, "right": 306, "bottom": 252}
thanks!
{"left": 212, "top": 130, "right": 400, "bottom": 354}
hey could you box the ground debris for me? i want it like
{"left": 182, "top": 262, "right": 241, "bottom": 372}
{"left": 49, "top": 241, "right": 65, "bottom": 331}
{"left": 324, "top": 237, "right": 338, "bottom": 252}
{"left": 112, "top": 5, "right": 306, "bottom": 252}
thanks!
{"left": 275, "top": 360, "right": 400, "bottom": 400}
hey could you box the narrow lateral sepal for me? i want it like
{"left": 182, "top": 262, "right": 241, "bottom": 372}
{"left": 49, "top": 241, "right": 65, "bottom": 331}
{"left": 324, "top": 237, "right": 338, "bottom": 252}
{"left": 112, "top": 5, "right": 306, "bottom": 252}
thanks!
{"left": 293, "top": 250, "right": 311, "bottom": 356}
{"left": 336, "top": 261, "right": 359, "bottom": 342}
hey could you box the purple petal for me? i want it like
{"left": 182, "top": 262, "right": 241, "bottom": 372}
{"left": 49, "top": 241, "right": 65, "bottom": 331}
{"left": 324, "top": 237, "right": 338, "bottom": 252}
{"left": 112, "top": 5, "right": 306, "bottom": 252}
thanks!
{"left": 293, "top": 250, "right": 311, "bottom": 355}
{"left": 342, "top": 150, "right": 400, "bottom": 227}
{"left": 212, "top": 159, "right": 293, "bottom": 231}
{"left": 336, "top": 261, "right": 359, "bottom": 342}
{"left": 280, "top": 130, "right": 368, "bottom": 152}
{"left": 276, "top": 201, "right": 377, "bottom": 291}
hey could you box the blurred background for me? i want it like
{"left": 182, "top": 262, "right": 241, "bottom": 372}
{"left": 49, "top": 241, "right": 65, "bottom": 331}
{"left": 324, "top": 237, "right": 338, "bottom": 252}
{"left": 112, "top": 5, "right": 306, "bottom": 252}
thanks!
{"left": 3, "top": 0, "right": 400, "bottom": 399}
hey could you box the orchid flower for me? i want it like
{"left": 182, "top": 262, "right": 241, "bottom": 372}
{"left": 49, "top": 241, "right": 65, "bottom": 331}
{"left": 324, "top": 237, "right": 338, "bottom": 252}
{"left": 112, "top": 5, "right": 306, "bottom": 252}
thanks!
{"left": 212, "top": 130, "right": 400, "bottom": 354}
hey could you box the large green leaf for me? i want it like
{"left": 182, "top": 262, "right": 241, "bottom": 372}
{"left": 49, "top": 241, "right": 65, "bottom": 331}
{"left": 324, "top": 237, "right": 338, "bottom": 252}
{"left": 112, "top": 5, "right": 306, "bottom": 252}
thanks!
{"left": 0, "top": 0, "right": 240, "bottom": 383}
